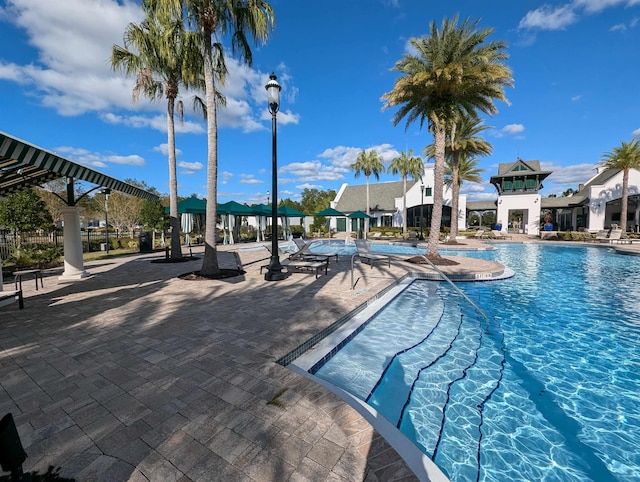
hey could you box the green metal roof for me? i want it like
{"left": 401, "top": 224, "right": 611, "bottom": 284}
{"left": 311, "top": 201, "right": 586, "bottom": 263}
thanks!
{"left": 0, "top": 131, "right": 159, "bottom": 202}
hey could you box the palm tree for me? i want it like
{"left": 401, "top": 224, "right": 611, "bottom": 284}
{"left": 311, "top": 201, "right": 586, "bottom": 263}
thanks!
{"left": 112, "top": 4, "right": 205, "bottom": 260}
{"left": 155, "top": 0, "right": 275, "bottom": 276}
{"left": 425, "top": 114, "right": 491, "bottom": 242}
{"left": 388, "top": 149, "right": 424, "bottom": 236}
{"left": 350, "top": 149, "right": 385, "bottom": 238}
{"left": 382, "top": 15, "right": 512, "bottom": 259}
{"left": 600, "top": 139, "right": 640, "bottom": 237}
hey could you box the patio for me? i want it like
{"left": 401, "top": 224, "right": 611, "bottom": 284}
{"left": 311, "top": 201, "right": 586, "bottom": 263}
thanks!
{"left": 0, "top": 242, "right": 502, "bottom": 481}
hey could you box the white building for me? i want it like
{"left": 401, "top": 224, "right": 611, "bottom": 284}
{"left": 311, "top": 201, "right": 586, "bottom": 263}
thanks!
{"left": 466, "top": 159, "right": 640, "bottom": 234}
{"left": 330, "top": 164, "right": 467, "bottom": 233}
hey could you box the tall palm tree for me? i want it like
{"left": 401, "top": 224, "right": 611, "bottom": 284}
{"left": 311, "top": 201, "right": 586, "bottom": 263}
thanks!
{"left": 155, "top": 0, "right": 275, "bottom": 276}
{"left": 382, "top": 15, "right": 512, "bottom": 259}
{"left": 425, "top": 114, "right": 492, "bottom": 242}
{"left": 350, "top": 149, "right": 385, "bottom": 238}
{"left": 600, "top": 139, "right": 640, "bottom": 237}
{"left": 112, "top": 4, "right": 205, "bottom": 260}
{"left": 388, "top": 149, "right": 424, "bottom": 236}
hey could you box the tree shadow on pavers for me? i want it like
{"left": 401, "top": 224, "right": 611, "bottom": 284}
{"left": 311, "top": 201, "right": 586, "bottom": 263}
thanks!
{"left": 0, "top": 252, "right": 419, "bottom": 481}
{"left": 0, "top": 465, "right": 75, "bottom": 481}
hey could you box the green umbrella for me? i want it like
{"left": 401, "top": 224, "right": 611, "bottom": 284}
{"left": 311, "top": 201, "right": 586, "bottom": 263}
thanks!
{"left": 217, "top": 200, "right": 253, "bottom": 215}
{"left": 348, "top": 211, "right": 373, "bottom": 239}
{"left": 165, "top": 196, "right": 206, "bottom": 214}
{"left": 314, "top": 207, "right": 345, "bottom": 217}
{"left": 347, "top": 210, "right": 373, "bottom": 219}
{"left": 277, "top": 205, "right": 305, "bottom": 218}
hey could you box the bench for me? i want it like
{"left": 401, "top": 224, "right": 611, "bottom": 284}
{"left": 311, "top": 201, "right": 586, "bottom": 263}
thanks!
{"left": 0, "top": 290, "right": 24, "bottom": 309}
{"left": 13, "top": 269, "right": 44, "bottom": 291}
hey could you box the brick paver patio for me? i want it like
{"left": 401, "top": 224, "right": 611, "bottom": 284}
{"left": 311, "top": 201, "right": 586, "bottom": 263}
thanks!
{"left": 1, "top": 240, "right": 504, "bottom": 481}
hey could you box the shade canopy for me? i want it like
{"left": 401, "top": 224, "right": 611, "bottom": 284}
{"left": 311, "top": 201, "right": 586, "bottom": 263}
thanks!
{"left": 348, "top": 210, "right": 373, "bottom": 219}
{"left": 277, "top": 205, "right": 305, "bottom": 218}
{"left": 250, "top": 203, "right": 272, "bottom": 216}
{"left": 314, "top": 207, "right": 345, "bottom": 217}
{"left": 0, "top": 131, "right": 158, "bottom": 202}
{"left": 218, "top": 200, "right": 253, "bottom": 216}
{"left": 166, "top": 196, "right": 207, "bottom": 214}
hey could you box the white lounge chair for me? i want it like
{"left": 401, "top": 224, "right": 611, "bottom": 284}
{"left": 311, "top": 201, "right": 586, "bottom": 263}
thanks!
{"left": 261, "top": 244, "right": 328, "bottom": 278}
{"left": 607, "top": 229, "right": 624, "bottom": 243}
{"left": 474, "top": 229, "right": 487, "bottom": 239}
{"left": 354, "top": 239, "right": 391, "bottom": 268}
{"left": 291, "top": 238, "right": 339, "bottom": 263}
{"left": 491, "top": 230, "right": 512, "bottom": 240}
{"left": 590, "top": 230, "right": 610, "bottom": 242}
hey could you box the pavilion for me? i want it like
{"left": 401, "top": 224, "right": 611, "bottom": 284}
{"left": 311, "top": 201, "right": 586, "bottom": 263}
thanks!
{"left": 0, "top": 131, "right": 158, "bottom": 288}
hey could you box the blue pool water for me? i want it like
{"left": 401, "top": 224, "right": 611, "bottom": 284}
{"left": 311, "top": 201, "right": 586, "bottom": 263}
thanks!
{"left": 309, "top": 244, "right": 640, "bottom": 481}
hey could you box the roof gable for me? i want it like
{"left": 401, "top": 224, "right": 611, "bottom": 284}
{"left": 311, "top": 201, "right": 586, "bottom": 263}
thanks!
{"left": 335, "top": 180, "right": 413, "bottom": 212}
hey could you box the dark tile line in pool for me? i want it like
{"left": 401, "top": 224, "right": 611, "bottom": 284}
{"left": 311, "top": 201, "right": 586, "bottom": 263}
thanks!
{"left": 276, "top": 269, "right": 509, "bottom": 369}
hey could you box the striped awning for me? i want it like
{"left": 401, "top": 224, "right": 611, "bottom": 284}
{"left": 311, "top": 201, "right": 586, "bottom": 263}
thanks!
{"left": 0, "top": 131, "right": 159, "bottom": 202}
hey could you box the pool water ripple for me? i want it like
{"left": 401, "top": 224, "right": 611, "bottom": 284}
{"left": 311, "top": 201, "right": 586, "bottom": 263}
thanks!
{"left": 310, "top": 244, "right": 640, "bottom": 481}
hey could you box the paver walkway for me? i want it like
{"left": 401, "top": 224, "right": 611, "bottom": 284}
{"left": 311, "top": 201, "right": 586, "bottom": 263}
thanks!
{"left": 1, "top": 240, "right": 503, "bottom": 481}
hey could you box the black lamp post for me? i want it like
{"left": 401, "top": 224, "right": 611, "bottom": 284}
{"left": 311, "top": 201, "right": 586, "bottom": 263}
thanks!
{"left": 264, "top": 73, "right": 286, "bottom": 281}
{"left": 419, "top": 182, "right": 425, "bottom": 240}
{"left": 102, "top": 188, "right": 111, "bottom": 252}
{"left": 266, "top": 190, "right": 270, "bottom": 205}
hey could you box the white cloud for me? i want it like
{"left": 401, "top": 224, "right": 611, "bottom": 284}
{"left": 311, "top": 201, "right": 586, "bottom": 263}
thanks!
{"left": 220, "top": 171, "right": 233, "bottom": 185}
{"left": 295, "top": 183, "right": 324, "bottom": 191}
{"left": 519, "top": 5, "right": 577, "bottom": 31}
{"left": 54, "top": 145, "right": 145, "bottom": 168}
{"left": 519, "top": 1, "right": 640, "bottom": 33}
{"left": 632, "top": 127, "right": 640, "bottom": 139}
{"left": 279, "top": 161, "right": 348, "bottom": 182}
{"left": 153, "top": 143, "right": 182, "bottom": 157}
{"left": 493, "top": 124, "right": 526, "bottom": 138}
{"left": 0, "top": 0, "right": 300, "bottom": 135}
{"left": 239, "top": 173, "right": 262, "bottom": 184}
{"left": 178, "top": 161, "right": 203, "bottom": 171}
{"left": 319, "top": 143, "right": 400, "bottom": 169}
{"left": 503, "top": 124, "right": 525, "bottom": 134}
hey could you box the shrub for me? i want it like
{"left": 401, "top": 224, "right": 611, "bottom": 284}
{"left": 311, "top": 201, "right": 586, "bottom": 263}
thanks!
{"left": 290, "top": 224, "right": 305, "bottom": 237}
{"left": 10, "top": 243, "right": 63, "bottom": 268}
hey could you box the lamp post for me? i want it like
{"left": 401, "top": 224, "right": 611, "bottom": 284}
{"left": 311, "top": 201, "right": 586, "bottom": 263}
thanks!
{"left": 102, "top": 188, "right": 111, "bottom": 252}
{"left": 266, "top": 191, "right": 270, "bottom": 205}
{"left": 264, "top": 73, "right": 286, "bottom": 281}
{"left": 419, "top": 182, "right": 425, "bottom": 240}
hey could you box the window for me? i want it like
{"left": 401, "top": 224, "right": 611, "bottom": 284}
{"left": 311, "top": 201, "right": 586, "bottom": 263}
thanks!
{"left": 503, "top": 181, "right": 513, "bottom": 191}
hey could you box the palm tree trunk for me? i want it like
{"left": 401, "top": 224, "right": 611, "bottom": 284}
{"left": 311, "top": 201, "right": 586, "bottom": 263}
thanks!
{"left": 365, "top": 174, "right": 370, "bottom": 239}
{"left": 449, "top": 154, "right": 460, "bottom": 241}
{"left": 427, "top": 126, "right": 446, "bottom": 257}
{"left": 402, "top": 176, "right": 407, "bottom": 236}
{"left": 167, "top": 97, "right": 183, "bottom": 259}
{"left": 621, "top": 168, "right": 629, "bottom": 237}
{"left": 199, "top": 25, "right": 220, "bottom": 276}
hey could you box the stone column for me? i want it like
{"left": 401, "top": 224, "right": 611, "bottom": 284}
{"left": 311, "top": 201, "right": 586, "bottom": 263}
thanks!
{"left": 59, "top": 205, "right": 89, "bottom": 280}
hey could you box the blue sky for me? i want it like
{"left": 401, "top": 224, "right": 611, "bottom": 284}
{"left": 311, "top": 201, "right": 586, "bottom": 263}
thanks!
{"left": 1, "top": 0, "right": 639, "bottom": 205}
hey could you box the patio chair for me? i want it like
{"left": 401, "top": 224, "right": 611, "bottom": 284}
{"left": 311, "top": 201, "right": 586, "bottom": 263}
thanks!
{"left": 491, "top": 230, "right": 512, "bottom": 240}
{"left": 371, "top": 232, "right": 382, "bottom": 239}
{"left": 354, "top": 239, "right": 391, "bottom": 268}
{"left": 291, "top": 238, "right": 339, "bottom": 263}
{"left": 589, "top": 230, "right": 610, "bottom": 242}
{"left": 261, "top": 244, "right": 328, "bottom": 278}
{"left": 474, "top": 229, "right": 487, "bottom": 239}
{"left": 607, "top": 229, "right": 624, "bottom": 243}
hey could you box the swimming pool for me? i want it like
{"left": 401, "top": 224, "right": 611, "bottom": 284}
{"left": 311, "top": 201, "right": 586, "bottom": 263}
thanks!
{"left": 291, "top": 244, "right": 640, "bottom": 481}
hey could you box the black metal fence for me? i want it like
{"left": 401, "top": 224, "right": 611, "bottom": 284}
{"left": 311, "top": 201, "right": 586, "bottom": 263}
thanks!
{"left": 0, "top": 229, "right": 135, "bottom": 259}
